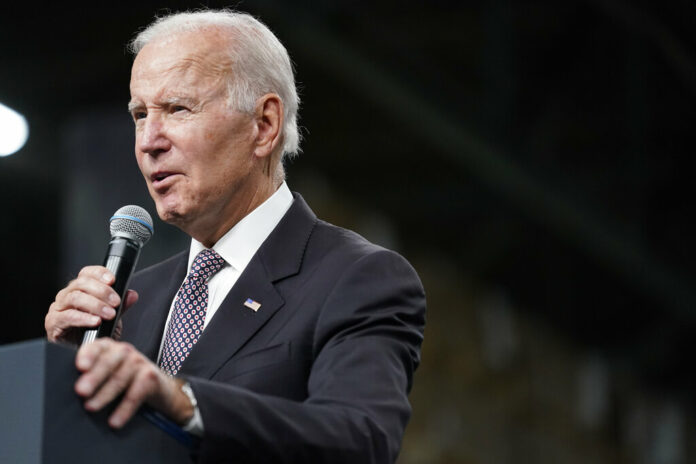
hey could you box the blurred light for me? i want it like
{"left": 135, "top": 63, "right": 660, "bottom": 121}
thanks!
{"left": 0, "top": 102, "right": 29, "bottom": 157}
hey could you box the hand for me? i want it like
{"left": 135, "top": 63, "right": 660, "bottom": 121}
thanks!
{"left": 45, "top": 266, "right": 139, "bottom": 344}
{"left": 75, "top": 338, "right": 194, "bottom": 428}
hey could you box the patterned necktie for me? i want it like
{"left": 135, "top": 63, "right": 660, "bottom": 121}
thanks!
{"left": 159, "top": 248, "right": 225, "bottom": 376}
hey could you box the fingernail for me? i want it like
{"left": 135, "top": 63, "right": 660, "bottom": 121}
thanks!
{"left": 76, "top": 378, "right": 91, "bottom": 394}
{"left": 76, "top": 355, "right": 92, "bottom": 370}
{"left": 102, "top": 273, "right": 112, "bottom": 283}
{"left": 110, "top": 415, "right": 123, "bottom": 428}
{"left": 108, "top": 293, "right": 120, "bottom": 306}
{"left": 102, "top": 306, "right": 116, "bottom": 318}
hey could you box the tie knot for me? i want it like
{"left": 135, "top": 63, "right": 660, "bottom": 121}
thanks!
{"left": 189, "top": 248, "right": 225, "bottom": 281}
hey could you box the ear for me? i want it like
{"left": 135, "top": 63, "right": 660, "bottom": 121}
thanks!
{"left": 253, "top": 93, "right": 284, "bottom": 160}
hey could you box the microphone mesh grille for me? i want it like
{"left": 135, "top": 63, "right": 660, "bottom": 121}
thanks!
{"left": 109, "top": 205, "right": 154, "bottom": 245}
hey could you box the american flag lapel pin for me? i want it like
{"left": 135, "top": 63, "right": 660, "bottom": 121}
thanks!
{"left": 244, "top": 298, "right": 261, "bottom": 312}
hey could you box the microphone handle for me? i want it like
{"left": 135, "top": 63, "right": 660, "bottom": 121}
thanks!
{"left": 82, "top": 236, "right": 142, "bottom": 345}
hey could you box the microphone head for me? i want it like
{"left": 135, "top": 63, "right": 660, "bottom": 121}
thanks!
{"left": 109, "top": 205, "right": 154, "bottom": 245}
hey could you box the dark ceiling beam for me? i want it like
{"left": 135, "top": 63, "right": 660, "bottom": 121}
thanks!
{"left": 256, "top": 0, "right": 696, "bottom": 321}
{"left": 587, "top": 0, "right": 696, "bottom": 99}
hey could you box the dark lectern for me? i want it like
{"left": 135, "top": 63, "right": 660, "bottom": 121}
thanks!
{"left": 0, "top": 339, "right": 193, "bottom": 463}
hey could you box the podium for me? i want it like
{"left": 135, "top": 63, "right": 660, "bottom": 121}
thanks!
{"left": 0, "top": 339, "right": 193, "bottom": 463}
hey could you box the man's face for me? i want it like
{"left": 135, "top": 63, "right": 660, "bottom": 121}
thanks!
{"left": 129, "top": 30, "right": 259, "bottom": 240}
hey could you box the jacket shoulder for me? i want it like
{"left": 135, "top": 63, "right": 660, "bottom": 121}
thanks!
{"left": 308, "top": 218, "right": 413, "bottom": 270}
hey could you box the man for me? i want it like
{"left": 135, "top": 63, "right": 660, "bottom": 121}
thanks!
{"left": 45, "top": 10, "right": 425, "bottom": 463}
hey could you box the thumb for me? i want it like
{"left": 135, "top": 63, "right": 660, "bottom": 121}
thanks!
{"left": 112, "top": 290, "right": 139, "bottom": 341}
{"left": 122, "top": 289, "right": 139, "bottom": 316}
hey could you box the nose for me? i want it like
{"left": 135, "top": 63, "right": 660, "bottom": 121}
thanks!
{"left": 137, "top": 114, "right": 171, "bottom": 156}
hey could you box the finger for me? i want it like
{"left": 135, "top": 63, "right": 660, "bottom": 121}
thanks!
{"left": 47, "top": 290, "right": 113, "bottom": 343}
{"left": 75, "top": 341, "right": 130, "bottom": 396}
{"left": 84, "top": 354, "right": 139, "bottom": 412}
{"left": 122, "top": 290, "right": 139, "bottom": 314}
{"left": 112, "top": 290, "right": 139, "bottom": 341}
{"left": 57, "top": 290, "right": 118, "bottom": 320}
{"left": 78, "top": 266, "right": 115, "bottom": 285}
{"left": 47, "top": 266, "right": 121, "bottom": 343}
{"left": 112, "top": 317, "right": 130, "bottom": 341}
{"left": 51, "top": 265, "right": 114, "bottom": 311}
{"left": 46, "top": 309, "right": 101, "bottom": 341}
{"left": 75, "top": 339, "right": 108, "bottom": 373}
{"left": 113, "top": 319, "right": 123, "bottom": 341}
{"left": 59, "top": 277, "right": 121, "bottom": 310}
{"left": 109, "top": 365, "right": 160, "bottom": 428}
{"left": 53, "top": 283, "right": 119, "bottom": 316}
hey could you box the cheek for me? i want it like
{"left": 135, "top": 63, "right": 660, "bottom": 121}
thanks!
{"left": 134, "top": 153, "right": 147, "bottom": 178}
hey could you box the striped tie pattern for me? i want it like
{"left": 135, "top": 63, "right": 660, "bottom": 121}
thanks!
{"left": 159, "top": 248, "right": 225, "bottom": 376}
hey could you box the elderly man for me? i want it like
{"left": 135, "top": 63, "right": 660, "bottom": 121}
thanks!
{"left": 45, "top": 10, "right": 425, "bottom": 463}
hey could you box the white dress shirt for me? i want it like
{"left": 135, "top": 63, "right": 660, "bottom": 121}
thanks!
{"left": 157, "top": 182, "right": 294, "bottom": 433}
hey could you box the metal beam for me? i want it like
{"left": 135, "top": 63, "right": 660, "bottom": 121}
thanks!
{"left": 258, "top": 1, "right": 696, "bottom": 320}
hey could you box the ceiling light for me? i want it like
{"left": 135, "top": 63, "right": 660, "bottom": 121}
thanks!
{"left": 0, "top": 102, "right": 29, "bottom": 157}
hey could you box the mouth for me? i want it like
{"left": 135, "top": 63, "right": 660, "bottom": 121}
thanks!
{"left": 150, "top": 171, "right": 180, "bottom": 190}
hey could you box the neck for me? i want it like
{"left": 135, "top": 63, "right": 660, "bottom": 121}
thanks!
{"left": 189, "top": 179, "right": 281, "bottom": 248}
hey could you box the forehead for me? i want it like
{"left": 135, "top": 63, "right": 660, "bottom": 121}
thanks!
{"left": 130, "top": 29, "right": 233, "bottom": 97}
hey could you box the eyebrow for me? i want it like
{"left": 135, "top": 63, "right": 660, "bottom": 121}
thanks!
{"left": 163, "top": 97, "right": 197, "bottom": 108}
{"left": 127, "top": 97, "right": 197, "bottom": 113}
{"left": 127, "top": 101, "right": 143, "bottom": 113}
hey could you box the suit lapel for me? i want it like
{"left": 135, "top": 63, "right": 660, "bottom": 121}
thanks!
{"left": 177, "top": 193, "right": 317, "bottom": 379}
{"left": 177, "top": 256, "right": 284, "bottom": 378}
{"left": 127, "top": 252, "right": 188, "bottom": 362}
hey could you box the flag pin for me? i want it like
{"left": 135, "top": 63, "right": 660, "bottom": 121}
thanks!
{"left": 244, "top": 298, "right": 261, "bottom": 312}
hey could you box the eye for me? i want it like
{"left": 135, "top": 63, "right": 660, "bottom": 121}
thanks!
{"left": 172, "top": 105, "right": 189, "bottom": 113}
{"left": 132, "top": 111, "right": 147, "bottom": 121}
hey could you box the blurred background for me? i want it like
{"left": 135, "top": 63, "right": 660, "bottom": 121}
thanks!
{"left": 1, "top": 0, "right": 695, "bottom": 462}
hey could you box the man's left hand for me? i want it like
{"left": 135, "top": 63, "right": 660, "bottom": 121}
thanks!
{"left": 74, "top": 338, "right": 194, "bottom": 428}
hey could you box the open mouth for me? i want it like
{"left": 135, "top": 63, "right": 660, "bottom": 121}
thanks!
{"left": 151, "top": 171, "right": 179, "bottom": 188}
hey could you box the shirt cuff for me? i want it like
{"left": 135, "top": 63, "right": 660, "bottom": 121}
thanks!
{"left": 179, "top": 381, "right": 205, "bottom": 436}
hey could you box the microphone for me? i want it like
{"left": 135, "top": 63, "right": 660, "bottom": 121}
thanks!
{"left": 81, "top": 205, "right": 154, "bottom": 345}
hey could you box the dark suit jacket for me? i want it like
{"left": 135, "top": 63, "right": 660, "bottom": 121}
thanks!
{"left": 121, "top": 194, "right": 426, "bottom": 463}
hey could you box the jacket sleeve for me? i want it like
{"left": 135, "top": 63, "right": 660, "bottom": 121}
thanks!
{"left": 188, "top": 249, "right": 426, "bottom": 463}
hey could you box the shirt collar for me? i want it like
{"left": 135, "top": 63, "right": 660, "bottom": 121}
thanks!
{"left": 187, "top": 182, "right": 294, "bottom": 271}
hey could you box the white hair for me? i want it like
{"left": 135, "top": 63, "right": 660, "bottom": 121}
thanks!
{"left": 129, "top": 10, "right": 301, "bottom": 162}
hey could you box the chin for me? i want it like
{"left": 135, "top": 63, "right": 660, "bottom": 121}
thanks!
{"left": 155, "top": 201, "right": 186, "bottom": 226}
